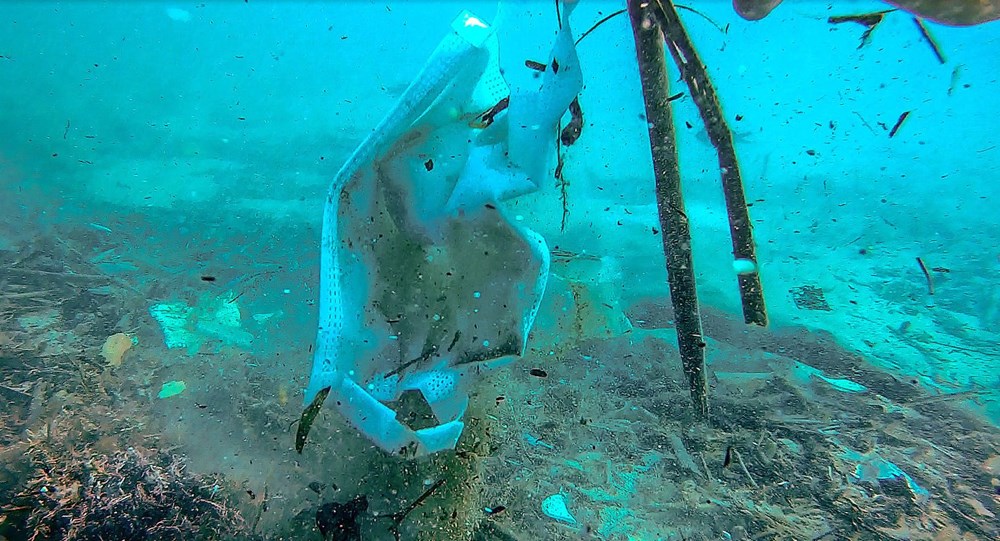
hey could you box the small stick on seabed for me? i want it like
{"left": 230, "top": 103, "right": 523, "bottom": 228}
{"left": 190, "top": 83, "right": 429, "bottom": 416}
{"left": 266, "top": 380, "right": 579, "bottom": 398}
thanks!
{"left": 392, "top": 479, "right": 445, "bottom": 524}
{"left": 1, "top": 290, "right": 54, "bottom": 299}
{"left": 2, "top": 268, "right": 109, "bottom": 280}
{"left": 386, "top": 479, "right": 446, "bottom": 541}
{"left": 699, "top": 452, "right": 712, "bottom": 480}
{"left": 916, "top": 257, "right": 934, "bottom": 296}
{"left": 250, "top": 483, "right": 268, "bottom": 533}
{"left": 731, "top": 448, "right": 759, "bottom": 488}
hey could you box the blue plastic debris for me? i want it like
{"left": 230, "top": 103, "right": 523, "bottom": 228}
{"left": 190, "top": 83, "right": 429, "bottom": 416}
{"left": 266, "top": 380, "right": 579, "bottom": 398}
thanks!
{"left": 523, "top": 432, "right": 555, "bottom": 450}
{"left": 841, "top": 448, "right": 930, "bottom": 502}
{"left": 541, "top": 493, "right": 577, "bottom": 525}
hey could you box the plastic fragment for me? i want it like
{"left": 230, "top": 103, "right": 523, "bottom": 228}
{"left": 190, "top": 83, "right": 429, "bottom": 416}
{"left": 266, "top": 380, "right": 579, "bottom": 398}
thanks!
{"left": 158, "top": 381, "right": 186, "bottom": 399}
{"left": 541, "top": 493, "right": 576, "bottom": 525}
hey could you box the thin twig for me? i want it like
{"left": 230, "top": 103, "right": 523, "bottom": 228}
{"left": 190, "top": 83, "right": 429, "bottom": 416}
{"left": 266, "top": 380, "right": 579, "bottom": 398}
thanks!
{"left": 2, "top": 268, "right": 109, "bottom": 281}
{"left": 906, "top": 390, "right": 981, "bottom": 407}
{"left": 915, "top": 256, "right": 934, "bottom": 296}
{"left": 698, "top": 451, "right": 712, "bottom": 480}
{"left": 556, "top": 143, "right": 569, "bottom": 232}
{"left": 732, "top": 448, "right": 759, "bottom": 488}
{"left": 391, "top": 479, "right": 445, "bottom": 524}
{"left": 575, "top": 8, "right": 627, "bottom": 45}
{"left": 1, "top": 290, "right": 55, "bottom": 299}
{"left": 913, "top": 17, "right": 946, "bottom": 64}
{"left": 386, "top": 479, "right": 446, "bottom": 541}
{"left": 252, "top": 483, "right": 268, "bottom": 532}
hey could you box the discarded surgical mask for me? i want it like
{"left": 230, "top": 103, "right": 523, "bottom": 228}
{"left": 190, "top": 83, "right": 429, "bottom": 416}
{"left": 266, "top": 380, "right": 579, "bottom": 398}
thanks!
{"left": 297, "top": 3, "right": 583, "bottom": 457}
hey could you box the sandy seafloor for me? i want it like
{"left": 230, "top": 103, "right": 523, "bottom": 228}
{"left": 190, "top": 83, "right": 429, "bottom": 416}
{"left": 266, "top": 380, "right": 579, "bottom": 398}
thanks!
{"left": 2, "top": 1, "right": 999, "bottom": 540}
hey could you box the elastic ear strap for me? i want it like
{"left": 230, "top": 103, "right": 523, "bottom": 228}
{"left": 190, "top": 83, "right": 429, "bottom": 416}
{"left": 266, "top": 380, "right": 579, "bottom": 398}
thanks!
{"left": 335, "top": 377, "right": 464, "bottom": 457}
{"left": 517, "top": 225, "right": 551, "bottom": 354}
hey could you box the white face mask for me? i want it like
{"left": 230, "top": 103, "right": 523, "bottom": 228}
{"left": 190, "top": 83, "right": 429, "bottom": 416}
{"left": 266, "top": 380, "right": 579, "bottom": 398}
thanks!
{"left": 298, "top": 3, "right": 583, "bottom": 458}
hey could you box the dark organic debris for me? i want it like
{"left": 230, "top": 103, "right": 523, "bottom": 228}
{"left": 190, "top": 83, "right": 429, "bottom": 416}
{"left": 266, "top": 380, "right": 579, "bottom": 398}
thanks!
{"left": 828, "top": 11, "right": 892, "bottom": 26}
{"left": 555, "top": 138, "right": 569, "bottom": 232}
{"left": 913, "top": 17, "right": 946, "bottom": 63}
{"left": 316, "top": 495, "right": 368, "bottom": 541}
{"left": 888, "top": 110, "right": 911, "bottom": 138}
{"left": 737, "top": 0, "right": 1000, "bottom": 26}
{"left": 384, "top": 479, "right": 445, "bottom": 541}
{"left": 828, "top": 10, "right": 892, "bottom": 48}
{"left": 472, "top": 96, "right": 509, "bottom": 129}
{"left": 484, "top": 505, "right": 506, "bottom": 515}
{"left": 296, "top": 386, "right": 331, "bottom": 453}
{"left": 559, "top": 96, "right": 583, "bottom": 146}
{"left": 308, "top": 481, "right": 328, "bottom": 495}
{"left": 916, "top": 256, "right": 935, "bottom": 296}
{"left": 789, "top": 285, "right": 832, "bottom": 311}
{"left": 9, "top": 447, "right": 246, "bottom": 541}
{"left": 524, "top": 59, "right": 546, "bottom": 72}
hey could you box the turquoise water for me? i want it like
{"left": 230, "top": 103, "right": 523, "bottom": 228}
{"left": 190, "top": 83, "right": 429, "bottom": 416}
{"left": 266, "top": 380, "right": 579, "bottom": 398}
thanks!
{"left": 1, "top": 1, "right": 999, "bottom": 540}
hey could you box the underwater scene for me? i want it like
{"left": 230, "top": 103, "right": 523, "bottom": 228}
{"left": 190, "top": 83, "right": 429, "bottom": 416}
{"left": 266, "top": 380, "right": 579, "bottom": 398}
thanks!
{"left": 1, "top": 0, "right": 999, "bottom": 539}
